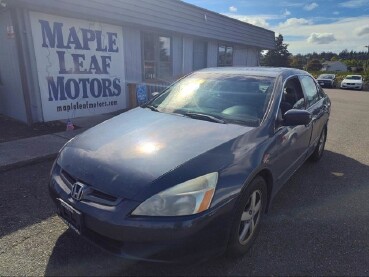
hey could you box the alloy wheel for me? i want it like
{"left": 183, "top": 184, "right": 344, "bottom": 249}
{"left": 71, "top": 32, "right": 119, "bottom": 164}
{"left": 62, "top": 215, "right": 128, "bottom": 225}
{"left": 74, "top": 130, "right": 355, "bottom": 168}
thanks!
{"left": 238, "top": 190, "right": 262, "bottom": 245}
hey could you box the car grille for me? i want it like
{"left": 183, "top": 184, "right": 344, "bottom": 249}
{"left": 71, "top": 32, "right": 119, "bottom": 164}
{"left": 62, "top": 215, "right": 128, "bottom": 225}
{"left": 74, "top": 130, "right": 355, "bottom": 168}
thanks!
{"left": 59, "top": 168, "right": 120, "bottom": 206}
{"left": 60, "top": 169, "right": 75, "bottom": 189}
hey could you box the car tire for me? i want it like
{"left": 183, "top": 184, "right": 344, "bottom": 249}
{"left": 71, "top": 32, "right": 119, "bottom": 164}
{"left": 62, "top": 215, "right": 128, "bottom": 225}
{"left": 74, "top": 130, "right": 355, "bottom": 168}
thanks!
{"left": 310, "top": 127, "right": 327, "bottom": 162}
{"left": 226, "top": 176, "right": 267, "bottom": 257}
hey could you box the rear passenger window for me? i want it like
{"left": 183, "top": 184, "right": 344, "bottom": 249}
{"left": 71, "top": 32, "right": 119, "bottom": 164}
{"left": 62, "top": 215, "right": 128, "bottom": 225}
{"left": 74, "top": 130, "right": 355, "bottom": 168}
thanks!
{"left": 299, "top": 76, "right": 320, "bottom": 107}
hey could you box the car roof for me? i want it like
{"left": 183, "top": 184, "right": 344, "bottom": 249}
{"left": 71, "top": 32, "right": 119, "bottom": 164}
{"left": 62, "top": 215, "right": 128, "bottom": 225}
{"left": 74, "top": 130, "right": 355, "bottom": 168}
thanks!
{"left": 196, "top": 67, "right": 308, "bottom": 78}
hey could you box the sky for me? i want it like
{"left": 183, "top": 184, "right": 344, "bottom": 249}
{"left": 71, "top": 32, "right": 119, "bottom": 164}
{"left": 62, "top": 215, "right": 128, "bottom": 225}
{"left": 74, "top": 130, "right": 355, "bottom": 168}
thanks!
{"left": 182, "top": 0, "right": 369, "bottom": 55}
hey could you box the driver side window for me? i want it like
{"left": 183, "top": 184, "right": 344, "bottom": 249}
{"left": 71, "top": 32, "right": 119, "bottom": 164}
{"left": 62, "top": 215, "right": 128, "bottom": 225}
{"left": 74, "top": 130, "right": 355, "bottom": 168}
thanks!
{"left": 276, "top": 77, "right": 306, "bottom": 129}
{"left": 280, "top": 77, "right": 305, "bottom": 114}
{"left": 299, "top": 75, "right": 320, "bottom": 107}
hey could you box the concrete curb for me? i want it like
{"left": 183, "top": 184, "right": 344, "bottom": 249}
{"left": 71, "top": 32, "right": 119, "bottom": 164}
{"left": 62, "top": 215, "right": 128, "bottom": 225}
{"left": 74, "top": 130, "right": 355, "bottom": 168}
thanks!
{"left": 0, "top": 130, "right": 84, "bottom": 173}
{"left": 0, "top": 153, "right": 57, "bottom": 173}
{"left": 0, "top": 111, "right": 118, "bottom": 172}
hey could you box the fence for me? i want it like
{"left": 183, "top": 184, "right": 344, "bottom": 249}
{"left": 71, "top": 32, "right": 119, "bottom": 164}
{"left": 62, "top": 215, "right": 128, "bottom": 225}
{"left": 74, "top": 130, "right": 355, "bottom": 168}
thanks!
{"left": 145, "top": 82, "right": 170, "bottom": 100}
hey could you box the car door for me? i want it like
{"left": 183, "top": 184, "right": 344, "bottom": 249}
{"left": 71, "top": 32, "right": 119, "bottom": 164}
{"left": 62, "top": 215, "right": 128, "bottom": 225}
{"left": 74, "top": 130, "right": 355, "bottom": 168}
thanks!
{"left": 268, "top": 76, "right": 313, "bottom": 190}
{"left": 299, "top": 75, "right": 326, "bottom": 153}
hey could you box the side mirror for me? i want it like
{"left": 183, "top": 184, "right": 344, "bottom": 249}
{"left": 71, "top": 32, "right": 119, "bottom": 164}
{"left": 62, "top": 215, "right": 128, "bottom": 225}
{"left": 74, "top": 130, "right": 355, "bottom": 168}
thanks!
{"left": 283, "top": 109, "right": 312, "bottom": 126}
{"left": 151, "top": 92, "right": 160, "bottom": 98}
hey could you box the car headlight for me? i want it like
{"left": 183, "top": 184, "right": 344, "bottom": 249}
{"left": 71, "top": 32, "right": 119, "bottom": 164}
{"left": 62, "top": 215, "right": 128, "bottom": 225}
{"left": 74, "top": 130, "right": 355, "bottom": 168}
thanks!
{"left": 132, "top": 172, "right": 218, "bottom": 216}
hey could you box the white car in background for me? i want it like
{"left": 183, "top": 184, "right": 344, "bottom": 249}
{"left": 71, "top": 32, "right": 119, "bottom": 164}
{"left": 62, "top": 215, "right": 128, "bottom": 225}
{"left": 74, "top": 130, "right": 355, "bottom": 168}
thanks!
{"left": 340, "top": 75, "right": 364, "bottom": 90}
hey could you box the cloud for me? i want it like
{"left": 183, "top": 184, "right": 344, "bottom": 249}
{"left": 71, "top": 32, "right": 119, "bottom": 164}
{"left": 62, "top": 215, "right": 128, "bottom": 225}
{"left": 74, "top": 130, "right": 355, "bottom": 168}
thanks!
{"left": 272, "top": 16, "right": 369, "bottom": 54}
{"left": 279, "top": 1, "right": 304, "bottom": 7}
{"left": 307, "top": 33, "right": 336, "bottom": 44}
{"left": 356, "top": 26, "right": 369, "bottom": 36}
{"left": 226, "top": 11, "right": 369, "bottom": 54}
{"left": 278, "top": 18, "right": 311, "bottom": 27}
{"left": 223, "top": 14, "right": 276, "bottom": 28}
{"left": 333, "top": 11, "right": 340, "bottom": 15}
{"left": 283, "top": 9, "right": 291, "bottom": 16}
{"left": 304, "top": 2, "right": 319, "bottom": 11}
{"left": 229, "top": 6, "right": 237, "bottom": 12}
{"left": 236, "top": 17, "right": 270, "bottom": 28}
{"left": 339, "top": 0, "right": 369, "bottom": 8}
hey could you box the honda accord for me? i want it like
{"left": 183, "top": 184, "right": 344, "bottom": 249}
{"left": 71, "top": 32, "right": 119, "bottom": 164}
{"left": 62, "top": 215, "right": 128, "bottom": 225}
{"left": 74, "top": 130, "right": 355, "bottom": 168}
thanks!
{"left": 49, "top": 67, "right": 331, "bottom": 263}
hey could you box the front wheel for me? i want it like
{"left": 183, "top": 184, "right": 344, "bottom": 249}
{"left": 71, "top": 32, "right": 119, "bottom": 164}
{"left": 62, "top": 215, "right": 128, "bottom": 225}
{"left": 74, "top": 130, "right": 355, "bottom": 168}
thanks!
{"left": 310, "top": 127, "right": 327, "bottom": 161}
{"left": 227, "top": 176, "right": 267, "bottom": 257}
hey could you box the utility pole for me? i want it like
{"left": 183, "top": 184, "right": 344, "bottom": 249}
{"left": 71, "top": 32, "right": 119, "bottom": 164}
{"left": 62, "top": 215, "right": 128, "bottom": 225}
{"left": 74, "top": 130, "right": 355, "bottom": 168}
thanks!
{"left": 365, "top": 46, "right": 369, "bottom": 77}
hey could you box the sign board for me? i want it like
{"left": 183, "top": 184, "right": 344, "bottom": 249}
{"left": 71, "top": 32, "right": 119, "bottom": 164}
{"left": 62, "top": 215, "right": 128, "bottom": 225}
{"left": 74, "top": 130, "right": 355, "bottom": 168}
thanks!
{"left": 29, "top": 12, "right": 126, "bottom": 121}
{"left": 136, "top": 84, "right": 148, "bottom": 105}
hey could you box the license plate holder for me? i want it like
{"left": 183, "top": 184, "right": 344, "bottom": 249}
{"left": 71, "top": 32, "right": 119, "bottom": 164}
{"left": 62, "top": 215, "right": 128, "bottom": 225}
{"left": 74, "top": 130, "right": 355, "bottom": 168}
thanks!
{"left": 320, "top": 82, "right": 324, "bottom": 86}
{"left": 57, "top": 198, "right": 83, "bottom": 235}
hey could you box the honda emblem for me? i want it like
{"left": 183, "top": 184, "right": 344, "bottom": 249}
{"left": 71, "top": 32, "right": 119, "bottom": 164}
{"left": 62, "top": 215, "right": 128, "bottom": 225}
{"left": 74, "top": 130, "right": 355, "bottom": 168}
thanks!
{"left": 71, "top": 182, "right": 85, "bottom": 201}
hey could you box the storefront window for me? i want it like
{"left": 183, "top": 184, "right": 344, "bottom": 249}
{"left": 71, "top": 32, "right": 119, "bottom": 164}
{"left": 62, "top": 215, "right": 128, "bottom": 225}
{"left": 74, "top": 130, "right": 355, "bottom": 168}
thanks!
{"left": 218, "top": 45, "right": 233, "bottom": 67}
{"left": 143, "top": 33, "right": 172, "bottom": 81}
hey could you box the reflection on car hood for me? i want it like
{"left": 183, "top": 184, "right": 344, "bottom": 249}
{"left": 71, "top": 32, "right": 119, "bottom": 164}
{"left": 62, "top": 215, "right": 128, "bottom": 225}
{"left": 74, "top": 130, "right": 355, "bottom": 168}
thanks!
{"left": 58, "top": 108, "right": 253, "bottom": 200}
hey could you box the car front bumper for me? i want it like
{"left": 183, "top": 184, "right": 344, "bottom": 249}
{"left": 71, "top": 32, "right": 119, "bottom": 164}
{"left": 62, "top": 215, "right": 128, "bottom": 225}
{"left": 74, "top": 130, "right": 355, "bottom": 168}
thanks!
{"left": 341, "top": 83, "right": 362, "bottom": 90}
{"left": 49, "top": 167, "right": 237, "bottom": 263}
{"left": 318, "top": 80, "right": 334, "bottom": 87}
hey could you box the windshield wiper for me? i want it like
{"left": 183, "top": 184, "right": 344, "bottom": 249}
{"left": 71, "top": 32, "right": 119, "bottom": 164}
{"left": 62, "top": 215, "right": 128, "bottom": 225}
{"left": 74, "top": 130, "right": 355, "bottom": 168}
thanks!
{"left": 184, "top": 112, "right": 226, "bottom": 124}
{"left": 224, "top": 118, "right": 259, "bottom": 127}
{"left": 144, "top": 104, "right": 159, "bottom": 112}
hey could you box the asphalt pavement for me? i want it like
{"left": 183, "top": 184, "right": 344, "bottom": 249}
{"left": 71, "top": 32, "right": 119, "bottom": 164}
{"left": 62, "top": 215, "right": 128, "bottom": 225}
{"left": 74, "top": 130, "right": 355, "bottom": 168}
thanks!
{"left": 1, "top": 88, "right": 369, "bottom": 276}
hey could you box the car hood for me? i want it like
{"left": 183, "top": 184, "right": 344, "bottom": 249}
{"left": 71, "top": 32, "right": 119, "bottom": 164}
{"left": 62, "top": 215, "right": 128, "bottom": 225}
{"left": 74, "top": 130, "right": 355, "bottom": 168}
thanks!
{"left": 342, "top": 79, "right": 362, "bottom": 84}
{"left": 58, "top": 108, "right": 253, "bottom": 200}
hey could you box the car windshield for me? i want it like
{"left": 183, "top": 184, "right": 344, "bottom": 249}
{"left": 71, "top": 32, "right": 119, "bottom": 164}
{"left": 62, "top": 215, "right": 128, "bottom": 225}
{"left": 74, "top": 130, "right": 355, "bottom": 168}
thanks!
{"left": 346, "top": 75, "right": 362, "bottom": 80}
{"left": 148, "top": 72, "right": 275, "bottom": 127}
{"left": 318, "top": 74, "right": 334, "bottom": 79}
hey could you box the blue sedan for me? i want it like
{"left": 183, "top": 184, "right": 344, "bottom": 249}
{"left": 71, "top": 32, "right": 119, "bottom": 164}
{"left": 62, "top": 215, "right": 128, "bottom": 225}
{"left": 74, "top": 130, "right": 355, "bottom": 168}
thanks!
{"left": 49, "top": 67, "right": 331, "bottom": 263}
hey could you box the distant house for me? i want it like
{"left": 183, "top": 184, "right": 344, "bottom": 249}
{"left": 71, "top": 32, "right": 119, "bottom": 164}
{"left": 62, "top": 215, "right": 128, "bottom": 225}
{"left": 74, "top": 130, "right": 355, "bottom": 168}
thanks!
{"left": 321, "top": 61, "right": 347, "bottom": 72}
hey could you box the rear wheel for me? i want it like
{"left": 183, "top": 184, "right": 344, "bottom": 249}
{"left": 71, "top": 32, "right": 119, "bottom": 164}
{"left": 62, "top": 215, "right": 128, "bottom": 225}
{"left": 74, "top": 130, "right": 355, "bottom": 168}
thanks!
{"left": 227, "top": 176, "right": 267, "bottom": 257}
{"left": 310, "top": 127, "right": 327, "bottom": 161}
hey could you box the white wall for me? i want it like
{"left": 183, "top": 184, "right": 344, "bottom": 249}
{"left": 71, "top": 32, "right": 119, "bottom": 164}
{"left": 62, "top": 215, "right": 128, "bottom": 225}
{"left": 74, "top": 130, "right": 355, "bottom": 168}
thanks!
{"left": 182, "top": 37, "right": 193, "bottom": 74}
{"left": 0, "top": 10, "right": 27, "bottom": 122}
{"left": 207, "top": 41, "right": 218, "bottom": 67}
{"left": 233, "top": 47, "right": 248, "bottom": 66}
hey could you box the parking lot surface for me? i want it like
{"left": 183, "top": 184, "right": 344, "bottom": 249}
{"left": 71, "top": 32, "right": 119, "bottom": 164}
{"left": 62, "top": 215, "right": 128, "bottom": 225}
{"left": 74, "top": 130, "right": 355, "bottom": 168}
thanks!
{"left": 1, "top": 89, "right": 369, "bottom": 276}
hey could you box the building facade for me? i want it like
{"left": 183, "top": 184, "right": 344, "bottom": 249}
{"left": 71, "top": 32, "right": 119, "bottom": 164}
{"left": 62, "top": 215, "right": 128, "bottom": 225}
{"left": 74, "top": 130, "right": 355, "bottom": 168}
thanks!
{"left": 0, "top": 0, "right": 275, "bottom": 124}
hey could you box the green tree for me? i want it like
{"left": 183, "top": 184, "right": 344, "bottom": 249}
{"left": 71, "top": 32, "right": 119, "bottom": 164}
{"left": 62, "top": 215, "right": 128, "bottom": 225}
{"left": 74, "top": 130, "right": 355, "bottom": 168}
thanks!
{"left": 290, "top": 55, "right": 305, "bottom": 69}
{"left": 306, "top": 59, "right": 322, "bottom": 71}
{"left": 261, "top": 34, "right": 291, "bottom": 67}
